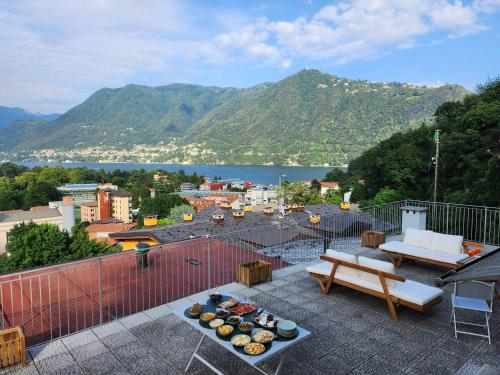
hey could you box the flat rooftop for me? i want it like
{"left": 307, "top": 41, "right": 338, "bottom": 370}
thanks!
{"left": 7, "top": 245, "right": 499, "bottom": 375}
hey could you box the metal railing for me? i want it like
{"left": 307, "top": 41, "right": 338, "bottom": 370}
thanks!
{"left": 360, "top": 200, "right": 500, "bottom": 245}
{"left": 0, "top": 213, "right": 369, "bottom": 346}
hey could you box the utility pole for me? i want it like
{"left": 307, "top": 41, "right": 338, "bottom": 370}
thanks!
{"left": 433, "top": 129, "right": 440, "bottom": 203}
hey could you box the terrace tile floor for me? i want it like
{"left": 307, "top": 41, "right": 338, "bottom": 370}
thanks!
{"left": 2, "top": 244, "right": 499, "bottom": 375}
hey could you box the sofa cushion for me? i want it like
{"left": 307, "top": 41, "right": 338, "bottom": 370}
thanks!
{"left": 358, "top": 256, "right": 396, "bottom": 288}
{"left": 389, "top": 280, "right": 443, "bottom": 306}
{"left": 380, "top": 241, "right": 468, "bottom": 264}
{"left": 325, "top": 249, "right": 359, "bottom": 277}
{"left": 306, "top": 261, "right": 333, "bottom": 277}
{"left": 403, "top": 228, "right": 433, "bottom": 249}
{"left": 430, "top": 233, "right": 463, "bottom": 255}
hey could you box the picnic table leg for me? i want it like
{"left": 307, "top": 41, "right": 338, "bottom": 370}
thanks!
{"left": 274, "top": 352, "right": 288, "bottom": 375}
{"left": 185, "top": 334, "right": 205, "bottom": 372}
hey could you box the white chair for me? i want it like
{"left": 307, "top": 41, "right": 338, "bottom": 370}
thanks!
{"left": 451, "top": 281, "right": 495, "bottom": 344}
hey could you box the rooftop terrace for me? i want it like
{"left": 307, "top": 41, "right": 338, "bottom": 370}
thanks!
{"left": 4, "top": 243, "right": 498, "bottom": 375}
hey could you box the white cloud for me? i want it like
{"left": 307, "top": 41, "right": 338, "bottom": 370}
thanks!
{"left": 0, "top": 0, "right": 498, "bottom": 113}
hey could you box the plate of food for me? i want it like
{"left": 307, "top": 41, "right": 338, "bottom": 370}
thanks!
{"left": 216, "top": 324, "right": 234, "bottom": 338}
{"left": 238, "top": 322, "right": 254, "bottom": 333}
{"left": 226, "top": 315, "right": 243, "bottom": 326}
{"left": 185, "top": 303, "right": 203, "bottom": 318}
{"left": 199, "top": 312, "right": 216, "bottom": 324}
{"left": 229, "top": 303, "right": 258, "bottom": 316}
{"left": 252, "top": 312, "right": 278, "bottom": 329}
{"left": 251, "top": 329, "right": 275, "bottom": 344}
{"left": 218, "top": 298, "right": 239, "bottom": 309}
{"left": 243, "top": 342, "right": 266, "bottom": 356}
{"left": 209, "top": 318, "right": 225, "bottom": 329}
{"left": 208, "top": 293, "right": 223, "bottom": 303}
{"left": 215, "top": 308, "right": 230, "bottom": 319}
{"left": 231, "top": 334, "right": 251, "bottom": 347}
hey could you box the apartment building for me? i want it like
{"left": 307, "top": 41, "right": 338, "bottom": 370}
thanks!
{"left": 98, "top": 190, "right": 133, "bottom": 224}
{"left": 80, "top": 201, "right": 98, "bottom": 223}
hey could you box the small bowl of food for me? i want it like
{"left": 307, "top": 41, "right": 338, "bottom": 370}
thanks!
{"left": 216, "top": 324, "right": 234, "bottom": 337}
{"left": 188, "top": 303, "right": 202, "bottom": 318}
{"left": 216, "top": 309, "right": 230, "bottom": 319}
{"left": 226, "top": 315, "right": 243, "bottom": 326}
{"left": 238, "top": 322, "right": 254, "bottom": 333}
{"left": 209, "top": 318, "right": 225, "bottom": 329}
{"left": 200, "top": 312, "right": 216, "bottom": 323}
{"left": 231, "top": 334, "right": 251, "bottom": 347}
{"left": 244, "top": 342, "right": 265, "bottom": 356}
{"left": 209, "top": 293, "right": 222, "bottom": 303}
{"left": 252, "top": 329, "right": 274, "bottom": 344}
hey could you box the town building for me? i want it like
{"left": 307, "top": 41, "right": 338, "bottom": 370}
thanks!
{"left": 183, "top": 196, "right": 216, "bottom": 211}
{"left": 80, "top": 201, "right": 98, "bottom": 223}
{"left": 245, "top": 188, "right": 278, "bottom": 206}
{"left": 320, "top": 182, "right": 340, "bottom": 195}
{"left": 85, "top": 219, "right": 136, "bottom": 244}
{"left": 179, "top": 182, "right": 195, "bottom": 191}
{"left": 97, "top": 190, "right": 133, "bottom": 224}
{"left": 56, "top": 183, "right": 118, "bottom": 205}
{"left": 0, "top": 203, "right": 75, "bottom": 253}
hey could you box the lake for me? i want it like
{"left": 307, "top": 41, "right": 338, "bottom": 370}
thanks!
{"left": 19, "top": 162, "right": 345, "bottom": 185}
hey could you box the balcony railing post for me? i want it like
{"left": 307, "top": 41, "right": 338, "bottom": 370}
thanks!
{"left": 207, "top": 235, "right": 212, "bottom": 290}
{"left": 483, "top": 206, "right": 488, "bottom": 244}
{"left": 446, "top": 203, "right": 449, "bottom": 234}
{"left": 98, "top": 257, "right": 103, "bottom": 325}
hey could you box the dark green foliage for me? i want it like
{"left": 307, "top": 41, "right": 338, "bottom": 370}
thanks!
{"left": 339, "top": 78, "right": 500, "bottom": 207}
{"left": 22, "top": 181, "right": 60, "bottom": 209}
{"left": 139, "top": 194, "right": 188, "bottom": 221}
{"left": 2, "top": 222, "right": 71, "bottom": 272}
{"left": 0, "top": 70, "right": 467, "bottom": 165}
{"left": 69, "top": 223, "right": 109, "bottom": 260}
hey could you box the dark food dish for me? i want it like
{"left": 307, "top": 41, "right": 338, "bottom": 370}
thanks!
{"left": 229, "top": 303, "right": 258, "bottom": 316}
{"left": 238, "top": 322, "right": 254, "bottom": 333}
{"left": 188, "top": 303, "right": 202, "bottom": 317}
{"left": 244, "top": 342, "right": 265, "bottom": 356}
{"left": 209, "top": 293, "right": 222, "bottom": 303}
{"left": 200, "top": 312, "right": 216, "bottom": 322}
{"left": 218, "top": 298, "right": 239, "bottom": 309}
{"left": 253, "top": 312, "right": 278, "bottom": 328}
{"left": 216, "top": 309, "right": 229, "bottom": 318}
{"left": 226, "top": 315, "right": 243, "bottom": 326}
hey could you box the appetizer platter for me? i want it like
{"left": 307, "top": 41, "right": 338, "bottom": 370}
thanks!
{"left": 252, "top": 311, "right": 278, "bottom": 329}
{"left": 229, "top": 303, "right": 258, "bottom": 316}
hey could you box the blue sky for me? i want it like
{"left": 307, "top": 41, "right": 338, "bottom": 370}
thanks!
{"left": 0, "top": 0, "right": 499, "bottom": 113}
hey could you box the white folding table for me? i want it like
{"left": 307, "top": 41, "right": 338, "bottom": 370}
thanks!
{"left": 174, "top": 294, "right": 311, "bottom": 375}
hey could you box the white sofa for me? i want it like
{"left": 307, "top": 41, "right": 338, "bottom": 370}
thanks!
{"left": 306, "top": 249, "right": 444, "bottom": 320}
{"left": 380, "top": 228, "right": 468, "bottom": 268}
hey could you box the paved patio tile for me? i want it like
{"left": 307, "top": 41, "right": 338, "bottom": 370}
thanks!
{"left": 352, "top": 356, "right": 405, "bottom": 375}
{"left": 142, "top": 304, "right": 172, "bottom": 320}
{"left": 405, "top": 359, "right": 453, "bottom": 375}
{"left": 46, "top": 364, "right": 84, "bottom": 375}
{"left": 68, "top": 341, "right": 110, "bottom": 363}
{"left": 112, "top": 341, "right": 176, "bottom": 375}
{"left": 92, "top": 321, "right": 127, "bottom": 338}
{"left": 259, "top": 355, "right": 320, "bottom": 375}
{"left": 119, "top": 312, "right": 153, "bottom": 329}
{"left": 79, "top": 352, "right": 129, "bottom": 375}
{"left": 100, "top": 329, "right": 137, "bottom": 349}
{"left": 29, "top": 341, "right": 68, "bottom": 362}
{"left": 423, "top": 348, "right": 470, "bottom": 372}
{"left": 33, "top": 353, "right": 77, "bottom": 375}
{"left": 61, "top": 331, "right": 99, "bottom": 351}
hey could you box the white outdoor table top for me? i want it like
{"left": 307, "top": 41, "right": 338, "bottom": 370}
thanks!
{"left": 174, "top": 293, "right": 311, "bottom": 366}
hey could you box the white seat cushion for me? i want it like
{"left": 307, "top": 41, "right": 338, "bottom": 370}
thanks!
{"left": 430, "top": 233, "right": 463, "bottom": 255}
{"left": 325, "top": 249, "right": 359, "bottom": 277}
{"left": 380, "top": 241, "right": 468, "bottom": 264}
{"left": 389, "top": 280, "right": 443, "bottom": 306}
{"left": 358, "top": 256, "right": 396, "bottom": 288}
{"left": 306, "top": 261, "right": 333, "bottom": 276}
{"left": 334, "top": 272, "right": 383, "bottom": 293}
{"left": 404, "top": 228, "right": 433, "bottom": 249}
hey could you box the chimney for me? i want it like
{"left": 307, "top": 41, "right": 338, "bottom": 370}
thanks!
{"left": 63, "top": 197, "right": 73, "bottom": 205}
{"left": 263, "top": 207, "right": 274, "bottom": 216}
{"left": 143, "top": 214, "right": 158, "bottom": 226}
{"left": 232, "top": 210, "right": 245, "bottom": 219}
{"left": 58, "top": 203, "right": 75, "bottom": 233}
{"left": 212, "top": 213, "right": 224, "bottom": 223}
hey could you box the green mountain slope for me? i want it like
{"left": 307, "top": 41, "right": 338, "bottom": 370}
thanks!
{"left": 0, "top": 69, "right": 468, "bottom": 165}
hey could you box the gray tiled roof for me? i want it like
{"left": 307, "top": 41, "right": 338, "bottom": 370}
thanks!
{"left": 0, "top": 208, "right": 61, "bottom": 223}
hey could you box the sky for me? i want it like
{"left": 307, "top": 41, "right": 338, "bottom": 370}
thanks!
{"left": 0, "top": 0, "right": 499, "bottom": 114}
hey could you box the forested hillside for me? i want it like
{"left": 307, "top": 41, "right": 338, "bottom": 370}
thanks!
{"left": 0, "top": 70, "right": 468, "bottom": 165}
{"left": 335, "top": 79, "right": 499, "bottom": 207}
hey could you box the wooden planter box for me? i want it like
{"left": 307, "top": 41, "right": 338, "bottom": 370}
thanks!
{"left": 0, "top": 327, "right": 26, "bottom": 368}
{"left": 362, "top": 231, "right": 386, "bottom": 248}
{"left": 236, "top": 260, "right": 272, "bottom": 287}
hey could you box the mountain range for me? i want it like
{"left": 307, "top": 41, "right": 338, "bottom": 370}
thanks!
{"left": 0, "top": 106, "right": 59, "bottom": 130}
{"left": 0, "top": 69, "right": 468, "bottom": 166}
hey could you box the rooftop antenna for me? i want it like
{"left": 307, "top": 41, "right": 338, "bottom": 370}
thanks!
{"left": 433, "top": 129, "right": 440, "bottom": 203}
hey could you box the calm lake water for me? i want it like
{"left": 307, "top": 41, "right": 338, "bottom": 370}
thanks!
{"left": 19, "top": 162, "right": 345, "bottom": 185}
